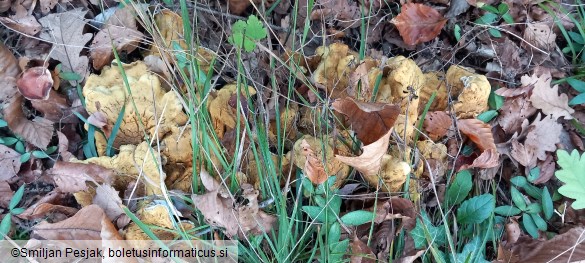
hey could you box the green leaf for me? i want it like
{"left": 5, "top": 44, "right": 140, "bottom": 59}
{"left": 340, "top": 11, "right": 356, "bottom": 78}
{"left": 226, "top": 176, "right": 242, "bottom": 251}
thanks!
{"left": 476, "top": 13, "right": 499, "bottom": 25}
{"left": 568, "top": 31, "right": 585, "bottom": 45}
{"left": 531, "top": 213, "right": 547, "bottom": 231}
{"left": 32, "top": 150, "right": 49, "bottom": 159}
{"left": 542, "top": 187, "right": 554, "bottom": 220}
{"left": 494, "top": 205, "right": 521, "bottom": 216}
{"left": 330, "top": 194, "right": 342, "bottom": 214}
{"left": 450, "top": 237, "right": 489, "bottom": 263}
{"left": 302, "top": 177, "right": 314, "bottom": 195}
{"left": 555, "top": 150, "right": 585, "bottom": 209}
{"left": 10, "top": 208, "right": 24, "bottom": 215}
{"left": 329, "top": 238, "right": 350, "bottom": 256}
{"left": 0, "top": 215, "right": 11, "bottom": 238}
{"left": 328, "top": 222, "right": 341, "bottom": 244}
{"left": 410, "top": 212, "right": 446, "bottom": 249}
{"left": 489, "top": 90, "right": 504, "bottom": 110}
{"left": 522, "top": 213, "right": 539, "bottom": 238}
{"left": 340, "top": 211, "right": 373, "bottom": 226}
{"left": 479, "top": 4, "right": 499, "bottom": 14}
{"left": 314, "top": 195, "right": 326, "bottom": 208}
{"left": 501, "top": 13, "right": 514, "bottom": 24}
{"left": 228, "top": 15, "right": 267, "bottom": 52}
{"left": 489, "top": 28, "right": 502, "bottom": 38}
{"left": 511, "top": 187, "right": 527, "bottom": 211}
{"left": 19, "top": 152, "right": 31, "bottom": 163}
{"left": 477, "top": 110, "right": 498, "bottom": 123}
{"left": 1, "top": 137, "right": 18, "bottom": 146}
{"left": 527, "top": 167, "right": 540, "bottom": 183}
{"left": 522, "top": 184, "right": 542, "bottom": 200}
{"left": 569, "top": 92, "right": 585, "bottom": 105}
{"left": 525, "top": 203, "right": 542, "bottom": 214}
{"left": 454, "top": 24, "right": 462, "bottom": 42}
{"left": 445, "top": 170, "right": 473, "bottom": 207}
{"left": 567, "top": 78, "right": 585, "bottom": 93}
{"left": 457, "top": 194, "right": 495, "bottom": 225}
{"left": 497, "top": 3, "right": 509, "bottom": 15}
{"left": 45, "top": 146, "right": 58, "bottom": 154}
{"left": 59, "top": 71, "right": 82, "bottom": 81}
{"left": 15, "top": 141, "right": 25, "bottom": 154}
{"left": 9, "top": 184, "right": 25, "bottom": 210}
{"left": 302, "top": 206, "right": 325, "bottom": 223}
{"left": 510, "top": 176, "right": 527, "bottom": 188}
{"left": 0, "top": 119, "right": 7, "bottom": 127}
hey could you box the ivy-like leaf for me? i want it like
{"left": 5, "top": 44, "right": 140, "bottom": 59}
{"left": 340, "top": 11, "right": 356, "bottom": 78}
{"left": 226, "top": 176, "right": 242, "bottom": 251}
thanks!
{"left": 409, "top": 212, "right": 446, "bottom": 249}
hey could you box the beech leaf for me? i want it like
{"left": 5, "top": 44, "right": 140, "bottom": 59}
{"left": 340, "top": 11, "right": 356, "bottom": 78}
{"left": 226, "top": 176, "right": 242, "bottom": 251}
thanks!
{"left": 392, "top": 3, "right": 448, "bottom": 45}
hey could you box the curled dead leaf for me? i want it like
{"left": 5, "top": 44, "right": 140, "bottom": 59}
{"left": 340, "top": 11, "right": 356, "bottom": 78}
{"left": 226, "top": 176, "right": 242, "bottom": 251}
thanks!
{"left": 51, "top": 161, "right": 115, "bottom": 193}
{"left": 457, "top": 118, "right": 496, "bottom": 152}
{"left": 423, "top": 111, "right": 452, "bottom": 141}
{"left": 336, "top": 128, "right": 392, "bottom": 177}
{"left": 0, "top": 144, "right": 21, "bottom": 180}
{"left": 300, "top": 139, "right": 329, "bottom": 185}
{"left": 332, "top": 97, "right": 400, "bottom": 145}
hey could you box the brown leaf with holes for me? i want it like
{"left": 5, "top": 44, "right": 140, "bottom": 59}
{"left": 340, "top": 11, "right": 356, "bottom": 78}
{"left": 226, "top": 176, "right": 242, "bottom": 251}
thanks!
{"left": 192, "top": 169, "right": 276, "bottom": 238}
{"left": 350, "top": 236, "right": 376, "bottom": 263}
{"left": 423, "top": 111, "right": 452, "bottom": 140}
{"left": 90, "top": 7, "right": 144, "bottom": 70}
{"left": 510, "top": 113, "right": 561, "bottom": 168}
{"left": 332, "top": 97, "right": 400, "bottom": 145}
{"left": 300, "top": 139, "right": 329, "bottom": 184}
{"left": 0, "top": 144, "right": 21, "bottom": 180}
{"left": 391, "top": 3, "right": 447, "bottom": 45}
{"left": 523, "top": 23, "right": 557, "bottom": 51}
{"left": 528, "top": 73, "right": 573, "bottom": 120}
{"left": 498, "top": 95, "right": 537, "bottom": 135}
{"left": 457, "top": 118, "right": 496, "bottom": 151}
{"left": 32, "top": 204, "right": 122, "bottom": 240}
{"left": 336, "top": 129, "right": 392, "bottom": 177}
{"left": 39, "top": 9, "right": 93, "bottom": 82}
{"left": 50, "top": 161, "right": 116, "bottom": 193}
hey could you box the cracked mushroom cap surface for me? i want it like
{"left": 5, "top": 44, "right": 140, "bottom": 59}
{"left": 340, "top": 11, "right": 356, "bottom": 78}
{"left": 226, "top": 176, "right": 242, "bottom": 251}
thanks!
{"left": 385, "top": 56, "right": 424, "bottom": 102}
{"left": 312, "top": 43, "right": 358, "bottom": 98}
{"left": 83, "top": 61, "right": 188, "bottom": 155}
{"left": 419, "top": 72, "right": 448, "bottom": 112}
{"left": 363, "top": 154, "right": 410, "bottom": 193}
{"left": 453, "top": 74, "right": 491, "bottom": 118}
{"left": 208, "top": 84, "right": 257, "bottom": 139}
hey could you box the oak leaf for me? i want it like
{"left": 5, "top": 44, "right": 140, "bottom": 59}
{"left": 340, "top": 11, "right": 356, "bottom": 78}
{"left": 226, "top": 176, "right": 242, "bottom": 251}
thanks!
{"left": 498, "top": 95, "right": 537, "bottom": 135}
{"left": 332, "top": 97, "right": 400, "bottom": 145}
{"left": 509, "top": 113, "right": 561, "bottom": 168}
{"left": 529, "top": 73, "right": 574, "bottom": 120}
{"left": 392, "top": 3, "right": 447, "bottom": 45}
{"left": 39, "top": 9, "right": 93, "bottom": 82}
{"left": 192, "top": 169, "right": 276, "bottom": 238}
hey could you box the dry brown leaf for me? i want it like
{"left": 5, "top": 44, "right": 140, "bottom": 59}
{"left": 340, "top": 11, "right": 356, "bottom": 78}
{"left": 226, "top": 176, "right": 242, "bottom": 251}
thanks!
{"left": 51, "top": 161, "right": 116, "bottom": 193}
{"left": 192, "top": 169, "right": 276, "bottom": 238}
{"left": 350, "top": 236, "right": 376, "bottom": 263}
{"left": 528, "top": 72, "right": 574, "bottom": 120}
{"left": 93, "top": 184, "right": 128, "bottom": 226}
{"left": 90, "top": 7, "right": 144, "bottom": 70}
{"left": 373, "top": 197, "right": 416, "bottom": 223}
{"left": 523, "top": 23, "right": 557, "bottom": 51}
{"left": 0, "top": 42, "right": 20, "bottom": 106}
{"left": 0, "top": 0, "right": 10, "bottom": 12}
{"left": 39, "top": 9, "right": 93, "bottom": 82}
{"left": 0, "top": 144, "right": 21, "bottom": 180}
{"left": 57, "top": 131, "right": 74, "bottom": 161}
{"left": 498, "top": 95, "right": 537, "bottom": 135}
{"left": 0, "top": 182, "right": 13, "bottom": 208}
{"left": 300, "top": 139, "right": 329, "bottom": 185}
{"left": 32, "top": 204, "right": 121, "bottom": 240}
{"left": 460, "top": 148, "right": 500, "bottom": 170}
{"left": 423, "top": 111, "right": 452, "bottom": 141}
{"left": 332, "top": 97, "right": 400, "bottom": 145}
{"left": 0, "top": 5, "right": 42, "bottom": 36}
{"left": 18, "top": 190, "right": 77, "bottom": 220}
{"left": 392, "top": 3, "right": 447, "bottom": 45}
{"left": 533, "top": 154, "right": 555, "bottom": 184}
{"left": 457, "top": 118, "right": 496, "bottom": 151}
{"left": 509, "top": 113, "right": 561, "bottom": 167}
{"left": 336, "top": 128, "right": 392, "bottom": 177}
{"left": 498, "top": 227, "right": 585, "bottom": 263}
{"left": 39, "top": 0, "right": 58, "bottom": 14}
{"left": 4, "top": 96, "right": 54, "bottom": 149}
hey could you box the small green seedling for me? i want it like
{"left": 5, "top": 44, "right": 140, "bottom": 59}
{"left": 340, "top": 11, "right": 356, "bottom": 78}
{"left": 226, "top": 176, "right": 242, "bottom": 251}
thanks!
{"left": 302, "top": 176, "right": 374, "bottom": 262}
{"left": 228, "top": 15, "right": 267, "bottom": 52}
{"left": 494, "top": 176, "right": 555, "bottom": 238}
{"left": 475, "top": 2, "right": 514, "bottom": 38}
{"left": 0, "top": 184, "right": 25, "bottom": 239}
